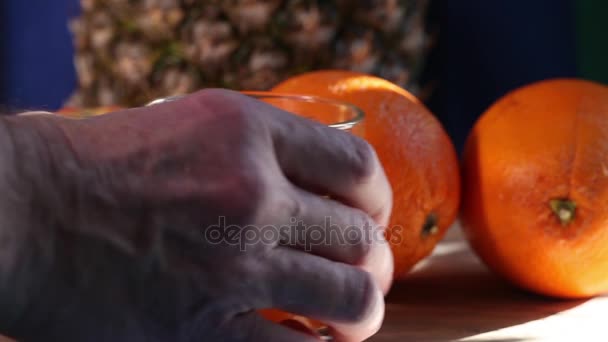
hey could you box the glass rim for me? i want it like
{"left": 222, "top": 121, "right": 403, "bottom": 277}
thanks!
{"left": 146, "top": 91, "right": 365, "bottom": 131}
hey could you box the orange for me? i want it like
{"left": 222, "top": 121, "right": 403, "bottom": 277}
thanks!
{"left": 462, "top": 79, "right": 608, "bottom": 298}
{"left": 273, "top": 70, "right": 461, "bottom": 278}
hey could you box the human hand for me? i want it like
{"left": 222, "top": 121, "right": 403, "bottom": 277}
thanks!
{"left": 0, "top": 89, "right": 393, "bottom": 341}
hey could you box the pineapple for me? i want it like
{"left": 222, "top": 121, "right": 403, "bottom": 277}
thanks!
{"left": 68, "top": 0, "right": 433, "bottom": 107}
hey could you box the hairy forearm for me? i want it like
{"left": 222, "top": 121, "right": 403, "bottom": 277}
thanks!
{"left": 0, "top": 115, "right": 60, "bottom": 336}
{"left": 0, "top": 116, "right": 30, "bottom": 334}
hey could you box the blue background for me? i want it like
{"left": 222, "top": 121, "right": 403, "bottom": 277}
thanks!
{"left": 0, "top": 0, "right": 580, "bottom": 150}
{"left": 1, "top": 0, "right": 80, "bottom": 111}
{"left": 424, "top": 0, "right": 578, "bottom": 150}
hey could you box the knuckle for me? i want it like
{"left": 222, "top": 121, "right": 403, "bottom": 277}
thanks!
{"left": 349, "top": 138, "right": 380, "bottom": 183}
{"left": 232, "top": 168, "right": 270, "bottom": 221}
{"left": 191, "top": 89, "right": 266, "bottom": 135}
{"left": 347, "top": 215, "right": 374, "bottom": 264}
{"left": 205, "top": 165, "right": 270, "bottom": 226}
{"left": 191, "top": 88, "right": 239, "bottom": 107}
{"left": 241, "top": 169, "right": 291, "bottom": 224}
{"left": 285, "top": 189, "right": 305, "bottom": 220}
{"left": 228, "top": 106, "right": 262, "bottom": 135}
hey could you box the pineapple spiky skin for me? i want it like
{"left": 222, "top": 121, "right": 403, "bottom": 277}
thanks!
{"left": 68, "top": 0, "right": 432, "bottom": 107}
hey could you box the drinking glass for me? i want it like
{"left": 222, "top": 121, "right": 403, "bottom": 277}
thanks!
{"left": 147, "top": 91, "right": 364, "bottom": 136}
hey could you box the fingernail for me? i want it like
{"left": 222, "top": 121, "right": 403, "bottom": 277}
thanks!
{"left": 369, "top": 288, "right": 385, "bottom": 330}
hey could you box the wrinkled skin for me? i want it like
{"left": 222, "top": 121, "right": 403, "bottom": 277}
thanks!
{"left": 0, "top": 90, "right": 393, "bottom": 342}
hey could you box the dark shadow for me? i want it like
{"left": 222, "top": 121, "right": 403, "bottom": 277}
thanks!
{"left": 421, "top": 0, "right": 578, "bottom": 153}
{"left": 371, "top": 228, "right": 588, "bottom": 342}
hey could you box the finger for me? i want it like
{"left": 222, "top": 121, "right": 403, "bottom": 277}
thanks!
{"left": 282, "top": 186, "right": 376, "bottom": 264}
{"left": 265, "top": 248, "right": 385, "bottom": 342}
{"left": 267, "top": 104, "right": 393, "bottom": 226}
{"left": 282, "top": 186, "right": 394, "bottom": 293}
